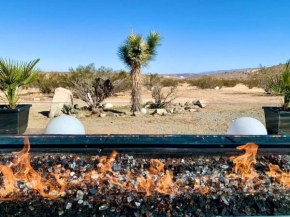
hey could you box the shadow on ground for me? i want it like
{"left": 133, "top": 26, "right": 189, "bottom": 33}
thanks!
{"left": 38, "top": 111, "right": 49, "bottom": 117}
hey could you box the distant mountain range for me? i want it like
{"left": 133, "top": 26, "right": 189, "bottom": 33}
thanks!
{"left": 162, "top": 68, "right": 256, "bottom": 78}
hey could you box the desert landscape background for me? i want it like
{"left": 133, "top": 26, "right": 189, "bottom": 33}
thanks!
{"left": 0, "top": 63, "right": 283, "bottom": 135}
{"left": 17, "top": 80, "right": 283, "bottom": 135}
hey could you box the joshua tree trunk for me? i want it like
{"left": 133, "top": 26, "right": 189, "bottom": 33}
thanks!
{"left": 130, "top": 67, "right": 142, "bottom": 114}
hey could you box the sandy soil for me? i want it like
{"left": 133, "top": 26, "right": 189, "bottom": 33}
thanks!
{"left": 9, "top": 84, "right": 280, "bottom": 135}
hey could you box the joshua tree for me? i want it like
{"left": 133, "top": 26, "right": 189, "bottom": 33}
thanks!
{"left": 0, "top": 58, "right": 40, "bottom": 109}
{"left": 118, "top": 31, "right": 162, "bottom": 114}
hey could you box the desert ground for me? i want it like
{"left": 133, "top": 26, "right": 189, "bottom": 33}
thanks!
{"left": 8, "top": 83, "right": 281, "bottom": 135}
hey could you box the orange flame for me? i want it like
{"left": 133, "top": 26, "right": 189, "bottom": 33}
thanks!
{"left": 266, "top": 163, "right": 290, "bottom": 191}
{"left": 230, "top": 143, "right": 258, "bottom": 180}
{"left": 136, "top": 159, "right": 181, "bottom": 196}
{"left": 193, "top": 177, "right": 209, "bottom": 194}
{"left": 1, "top": 138, "right": 279, "bottom": 200}
{"left": 0, "top": 137, "right": 69, "bottom": 200}
{"left": 229, "top": 143, "right": 264, "bottom": 189}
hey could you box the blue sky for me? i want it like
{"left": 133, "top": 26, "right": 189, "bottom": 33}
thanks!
{"left": 1, "top": 0, "right": 290, "bottom": 74}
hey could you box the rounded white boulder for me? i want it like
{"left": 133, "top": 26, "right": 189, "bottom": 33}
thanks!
{"left": 140, "top": 108, "right": 147, "bottom": 114}
{"left": 44, "top": 115, "right": 85, "bottom": 134}
{"left": 227, "top": 117, "right": 267, "bottom": 135}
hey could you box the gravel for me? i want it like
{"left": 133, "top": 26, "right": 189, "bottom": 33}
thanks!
{"left": 0, "top": 145, "right": 290, "bottom": 216}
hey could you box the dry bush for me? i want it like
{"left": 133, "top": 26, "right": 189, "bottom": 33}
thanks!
{"left": 72, "top": 76, "right": 121, "bottom": 109}
{"left": 34, "top": 72, "right": 69, "bottom": 94}
{"left": 144, "top": 73, "right": 161, "bottom": 90}
{"left": 69, "top": 64, "right": 127, "bottom": 108}
{"left": 187, "top": 76, "right": 217, "bottom": 89}
{"left": 188, "top": 76, "right": 253, "bottom": 89}
{"left": 161, "top": 77, "right": 180, "bottom": 87}
{"left": 151, "top": 85, "right": 178, "bottom": 108}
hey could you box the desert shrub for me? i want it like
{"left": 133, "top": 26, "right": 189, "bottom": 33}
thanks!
{"left": 72, "top": 77, "right": 115, "bottom": 108}
{"left": 68, "top": 64, "right": 131, "bottom": 94}
{"left": 144, "top": 73, "right": 161, "bottom": 90}
{"left": 187, "top": 76, "right": 217, "bottom": 89}
{"left": 70, "top": 65, "right": 126, "bottom": 109}
{"left": 267, "top": 61, "right": 290, "bottom": 110}
{"left": 33, "top": 64, "right": 131, "bottom": 95}
{"left": 161, "top": 77, "right": 180, "bottom": 87}
{"left": 241, "top": 78, "right": 261, "bottom": 89}
{"left": 35, "top": 73, "right": 61, "bottom": 93}
{"left": 110, "top": 70, "right": 131, "bottom": 93}
{"left": 220, "top": 79, "right": 239, "bottom": 87}
{"left": 151, "top": 85, "right": 178, "bottom": 108}
{"left": 35, "top": 72, "right": 70, "bottom": 93}
{"left": 242, "top": 65, "right": 285, "bottom": 91}
{"left": 62, "top": 104, "right": 81, "bottom": 115}
{"left": 144, "top": 74, "right": 180, "bottom": 89}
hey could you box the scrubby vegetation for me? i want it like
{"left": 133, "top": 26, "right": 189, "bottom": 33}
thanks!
{"left": 31, "top": 64, "right": 131, "bottom": 95}
{"left": 144, "top": 73, "right": 178, "bottom": 108}
{"left": 29, "top": 61, "right": 289, "bottom": 101}
{"left": 186, "top": 64, "right": 287, "bottom": 91}
{"left": 62, "top": 104, "right": 81, "bottom": 115}
{"left": 34, "top": 72, "right": 69, "bottom": 94}
{"left": 68, "top": 64, "right": 127, "bottom": 109}
{"left": 187, "top": 76, "right": 239, "bottom": 89}
{"left": 268, "top": 60, "right": 290, "bottom": 110}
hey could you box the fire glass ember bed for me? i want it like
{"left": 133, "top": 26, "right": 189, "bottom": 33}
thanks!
{"left": 0, "top": 134, "right": 290, "bottom": 217}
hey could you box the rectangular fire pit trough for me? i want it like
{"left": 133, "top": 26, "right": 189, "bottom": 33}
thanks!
{"left": 0, "top": 134, "right": 290, "bottom": 217}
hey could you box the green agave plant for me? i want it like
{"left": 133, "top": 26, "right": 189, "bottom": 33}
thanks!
{"left": 0, "top": 58, "right": 40, "bottom": 109}
{"left": 268, "top": 60, "right": 290, "bottom": 110}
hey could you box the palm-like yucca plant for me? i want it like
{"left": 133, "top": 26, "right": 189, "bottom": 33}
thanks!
{"left": 118, "top": 31, "right": 162, "bottom": 114}
{"left": 0, "top": 58, "right": 40, "bottom": 109}
{"left": 268, "top": 60, "right": 290, "bottom": 110}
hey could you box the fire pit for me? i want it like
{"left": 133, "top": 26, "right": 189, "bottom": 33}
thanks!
{"left": 0, "top": 135, "right": 290, "bottom": 216}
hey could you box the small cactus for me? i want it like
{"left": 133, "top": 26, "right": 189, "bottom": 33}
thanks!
{"left": 62, "top": 104, "right": 80, "bottom": 115}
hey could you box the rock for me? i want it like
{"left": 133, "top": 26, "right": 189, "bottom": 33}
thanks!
{"left": 215, "top": 86, "right": 220, "bottom": 90}
{"left": 66, "top": 203, "right": 72, "bottom": 210}
{"left": 184, "top": 106, "right": 191, "bottom": 110}
{"left": 99, "top": 113, "right": 106, "bottom": 118}
{"left": 76, "top": 190, "right": 84, "bottom": 200}
{"left": 49, "top": 87, "right": 73, "bottom": 118}
{"left": 155, "top": 109, "right": 167, "bottom": 116}
{"left": 167, "top": 108, "right": 174, "bottom": 114}
{"left": 173, "top": 107, "right": 185, "bottom": 114}
{"left": 106, "top": 112, "right": 115, "bottom": 117}
{"left": 185, "top": 101, "right": 192, "bottom": 106}
{"left": 89, "top": 189, "right": 97, "bottom": 195}
{"left": 33, "top": 97, "right": 41, "bottom": 101}
{"left": 103, "top": 103, "right": 113, "bottom": 109}
{"left": 92, "top": 107, "right": 101, "bottom": 115}
{"left": 188, "top": 108, "right": 197, "bottom": 112}
{"left": 194, "top": 100, "right": 207, "bottom": 108}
